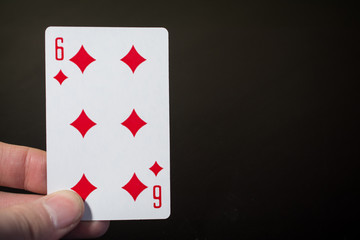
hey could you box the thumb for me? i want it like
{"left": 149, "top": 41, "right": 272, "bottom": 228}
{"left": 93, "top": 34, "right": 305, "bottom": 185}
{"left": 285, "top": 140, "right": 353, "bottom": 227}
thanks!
{"left": 0, "top": 190, "right": 84, "bottom": 240}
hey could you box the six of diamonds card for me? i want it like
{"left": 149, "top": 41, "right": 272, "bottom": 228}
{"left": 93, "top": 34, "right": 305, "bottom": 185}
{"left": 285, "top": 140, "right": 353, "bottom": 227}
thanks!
{"left": 45, "top": 27, "right": 170, "bottom": 220}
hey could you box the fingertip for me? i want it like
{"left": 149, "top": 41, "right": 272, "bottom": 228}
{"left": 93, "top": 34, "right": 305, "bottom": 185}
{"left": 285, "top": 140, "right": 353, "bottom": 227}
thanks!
{"left": 86, "top": 221, "right": 110, "bottom": 238}
{"left": 43, "top": 190, "right": 84, "bottom": 229}
{"left": 48, "top": 190, "right": 84, "bottom": 211}
{"left": 64, "top": 221, "right": 110, "bottom": 239}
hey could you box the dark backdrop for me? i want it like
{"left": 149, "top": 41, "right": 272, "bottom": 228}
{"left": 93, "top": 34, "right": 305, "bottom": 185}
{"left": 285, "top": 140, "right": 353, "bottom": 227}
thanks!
{"left": 0, "top": 1, "right": 359, "bottom": 239}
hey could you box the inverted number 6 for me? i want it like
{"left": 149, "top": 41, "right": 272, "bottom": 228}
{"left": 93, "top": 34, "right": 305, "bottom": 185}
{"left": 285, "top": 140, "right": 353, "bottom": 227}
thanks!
{"left": 153, "top": 185, "right": 162, "bottom": 209}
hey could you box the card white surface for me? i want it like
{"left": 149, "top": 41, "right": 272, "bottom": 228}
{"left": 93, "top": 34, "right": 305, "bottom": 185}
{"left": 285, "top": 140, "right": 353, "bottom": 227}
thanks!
{"left": 45, "top": 27, "right": 170, "bottom": 220}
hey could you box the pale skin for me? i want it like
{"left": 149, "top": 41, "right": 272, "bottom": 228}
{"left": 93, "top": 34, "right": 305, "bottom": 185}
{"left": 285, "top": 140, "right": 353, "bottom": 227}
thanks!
{"left": 0, "top": 142, "right": 110, "bottom": 240}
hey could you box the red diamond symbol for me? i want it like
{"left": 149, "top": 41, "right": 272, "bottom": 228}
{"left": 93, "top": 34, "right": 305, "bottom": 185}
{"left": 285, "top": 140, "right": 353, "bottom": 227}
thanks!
{"left": 122, "top": 173, "right": 148, "bottom": 201}
{"left": 70, "top": 110, "right": 97, "bottom": 138}
{"left": 121, "top": 109, "right": 147, "bottom": 137}
{"left": 70, "top": 45, "right": 96, "bottom": 73}
{"left": 71, "top": 174, "right": 97, "bottom": 201}
{"left": 54, "top": 70, "right": 68, "bottom": 85}
{"left": 121, "top": 45, "right": 146, "bottom": 73}
{"left": 149, "top": 161, "right": 163, "bottom": 176}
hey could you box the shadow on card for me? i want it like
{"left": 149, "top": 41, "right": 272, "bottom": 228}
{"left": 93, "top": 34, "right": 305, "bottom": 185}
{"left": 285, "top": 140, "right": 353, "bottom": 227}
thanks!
{"left": 82, "top": 201, "right": 93, "bottom": 220}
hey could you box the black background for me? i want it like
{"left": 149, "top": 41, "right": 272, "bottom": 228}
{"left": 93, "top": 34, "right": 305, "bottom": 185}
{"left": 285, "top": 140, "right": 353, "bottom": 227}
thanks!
{"left": 0, "top": 1, "right": 359, "bottom": 239}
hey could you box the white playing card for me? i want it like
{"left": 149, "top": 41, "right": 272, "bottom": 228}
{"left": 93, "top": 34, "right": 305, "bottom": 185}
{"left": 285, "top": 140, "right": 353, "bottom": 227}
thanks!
{"left": 45, "top": 27, "right": 170, "bottom": 220}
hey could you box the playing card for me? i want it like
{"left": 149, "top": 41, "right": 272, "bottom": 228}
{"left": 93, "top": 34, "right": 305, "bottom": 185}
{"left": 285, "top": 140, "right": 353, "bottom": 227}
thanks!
{"left": 45, "top": 27, "right": 170, "bottom": 220}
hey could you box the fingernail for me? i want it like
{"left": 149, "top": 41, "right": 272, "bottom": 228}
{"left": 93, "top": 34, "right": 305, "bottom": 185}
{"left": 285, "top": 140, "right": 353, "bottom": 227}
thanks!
{"left": 43, "top": 190, "right": 84, "bottom": 229}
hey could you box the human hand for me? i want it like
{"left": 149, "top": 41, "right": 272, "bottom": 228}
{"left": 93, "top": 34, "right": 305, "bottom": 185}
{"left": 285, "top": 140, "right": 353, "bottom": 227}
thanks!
{"left": 0, "top": 142, "right": 109, "bottom": 239}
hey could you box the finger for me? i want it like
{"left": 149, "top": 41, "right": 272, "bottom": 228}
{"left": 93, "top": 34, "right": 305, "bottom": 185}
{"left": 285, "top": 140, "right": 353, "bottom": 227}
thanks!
{"left": 0, "top": 142, "right": 46, "bottom": 194}
{"left": 0, "top": 190, "right": 84, "bottom": 240}
{"left": 0, "top": 192, "right": 110, "bottom": 239}
{"left": 64, "top": 221, "right": 110, "bottom": 239}
{"left": 0, "top": 192, "right": 43, "bottom": 209}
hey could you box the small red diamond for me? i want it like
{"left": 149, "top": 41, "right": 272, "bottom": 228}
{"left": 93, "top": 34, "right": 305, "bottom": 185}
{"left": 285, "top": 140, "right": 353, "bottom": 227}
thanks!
{"left": 54, "top": 70, "right": 68, "bottom": 85}
{"left": 71, "top": 174, "right": 97, "bottom": 201}
{"left": 149, "top": 161, "right": 163, "bottom": 176}
{"left": 121, "top": 109, "right": 147, "bottom": 137}
{"left": 121, "top": 45, "right": 146, "bottom": 73}
{"left": 70, "top": 45, "right": 96, "bottom": 73}
{"left": 122, "top": 173, "right": 148, "bottom": 201}
{"left": 70, "top": 110, "right": 96, "bottom": 138}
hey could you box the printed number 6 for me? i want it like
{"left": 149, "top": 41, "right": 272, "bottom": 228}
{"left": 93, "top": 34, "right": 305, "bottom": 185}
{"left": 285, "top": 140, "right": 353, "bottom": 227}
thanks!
{"left": 55, "top": 37, "right": 64, "bottom": 60}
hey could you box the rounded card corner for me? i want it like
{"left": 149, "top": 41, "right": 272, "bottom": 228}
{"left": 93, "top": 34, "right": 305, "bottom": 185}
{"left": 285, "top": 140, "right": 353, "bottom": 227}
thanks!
{"left": 159, "top": 27, "right": 169, "bottom": 37}
{"left": 162, "top": 209, "right": 171, "bottom": 220}
{"left": 45, "top": 26, "right": 54, "bottom": 36}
